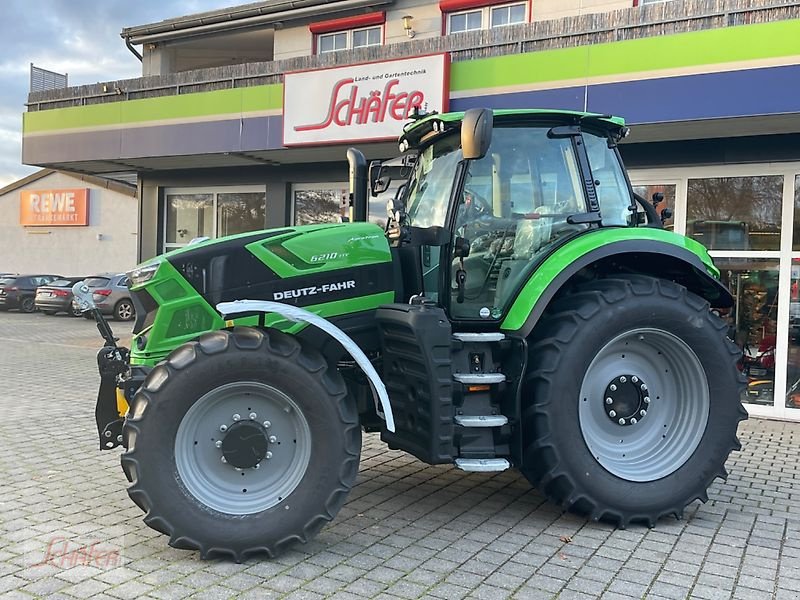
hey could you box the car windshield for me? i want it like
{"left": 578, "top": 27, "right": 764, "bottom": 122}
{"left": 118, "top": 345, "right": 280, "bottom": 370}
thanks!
{"left": 0, "top": 277, "right": 17, "bottom": 285}
{"left": 48, "top": 279, "right": 74, "bottom": 287}
{"left": 84, "top": 277, "right": 110, "bottom": 287}
{"left": 404, "top": 133, "right": 462, "bottom": 228}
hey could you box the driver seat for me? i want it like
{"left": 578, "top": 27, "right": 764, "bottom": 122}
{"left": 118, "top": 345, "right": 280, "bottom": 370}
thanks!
{"left": 512, "top": 205, "right": 556, "bottom": 259}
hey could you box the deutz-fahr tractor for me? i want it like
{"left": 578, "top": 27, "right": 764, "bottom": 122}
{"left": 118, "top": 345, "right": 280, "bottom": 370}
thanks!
{"left": 77, "top": 108, "right": 747, "bottom": 561}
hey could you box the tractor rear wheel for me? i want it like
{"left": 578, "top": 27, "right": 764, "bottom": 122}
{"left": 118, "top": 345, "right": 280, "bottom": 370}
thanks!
{"left": 121, "top": 327, "right": 361, "bottom": 561}
{"left": 521, "top": 275, "right": 747, "bottom": 527}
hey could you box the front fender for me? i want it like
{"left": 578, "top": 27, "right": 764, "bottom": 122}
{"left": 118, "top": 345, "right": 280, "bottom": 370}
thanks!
{"left": 501, "top": 229, "right": 732, "bottom": 338}
{"left": 217, "top": 299, "right": 395, "bottom": 432}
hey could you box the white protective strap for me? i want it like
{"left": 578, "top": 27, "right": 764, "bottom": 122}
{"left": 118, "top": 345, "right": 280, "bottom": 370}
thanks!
{"left": 216, "top": 300, "right": 395, "bottom": 432}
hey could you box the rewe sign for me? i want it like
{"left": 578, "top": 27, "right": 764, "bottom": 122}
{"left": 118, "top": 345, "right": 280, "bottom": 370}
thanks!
{"left": 283, "top": 54, "right": 449, "bottom": 146}
{"left": 20, "top": 188, "right": 89, "bottom": 226}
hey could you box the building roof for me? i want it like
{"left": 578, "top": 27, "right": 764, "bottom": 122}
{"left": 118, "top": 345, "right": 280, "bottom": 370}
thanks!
{"left": 121, "top": 0, "right": 394, "bottom": 44}
{"left": 0, "top": 169, "right": 136, "bottom": 198}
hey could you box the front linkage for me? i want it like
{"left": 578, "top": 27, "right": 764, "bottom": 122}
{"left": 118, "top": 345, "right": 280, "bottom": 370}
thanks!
{"left": 73, "top": 282, "right": 141, "bottom": 450}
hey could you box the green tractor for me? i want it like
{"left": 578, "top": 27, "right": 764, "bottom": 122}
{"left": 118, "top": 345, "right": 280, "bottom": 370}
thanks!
{"left": 77, "top": 108, "right": 746, "bottom": 561}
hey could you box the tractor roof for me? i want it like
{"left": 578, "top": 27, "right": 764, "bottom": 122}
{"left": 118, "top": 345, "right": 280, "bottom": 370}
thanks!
{"left": 399, "top": 109, "right": 627, "bottom": 152}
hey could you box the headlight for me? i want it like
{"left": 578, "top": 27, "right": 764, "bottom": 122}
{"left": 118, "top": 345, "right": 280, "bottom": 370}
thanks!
{"left": 127, "top": 262, "right": 160, "bottom": 287}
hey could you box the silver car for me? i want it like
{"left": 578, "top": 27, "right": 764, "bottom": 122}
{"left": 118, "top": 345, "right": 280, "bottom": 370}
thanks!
{"left": 74, "top": 273, "right": 136, "bottom": 321}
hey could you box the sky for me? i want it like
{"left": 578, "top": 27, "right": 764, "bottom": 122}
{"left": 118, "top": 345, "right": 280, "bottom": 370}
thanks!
{"left": 0, "top": 0, "right": 235, "bottom": 188}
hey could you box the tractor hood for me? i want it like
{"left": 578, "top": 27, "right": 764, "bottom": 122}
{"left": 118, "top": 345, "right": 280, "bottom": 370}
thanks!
{"left": 127, "top": 222, "right": 395, "bottom": 365}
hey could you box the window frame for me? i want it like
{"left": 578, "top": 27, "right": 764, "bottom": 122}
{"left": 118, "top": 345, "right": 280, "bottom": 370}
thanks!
{"left": 444, "top": 1, "right": 528, "bottom": 34}
{"left": 316, "top": 24, "right": 384, "bottom": 55}
{"left": 162, "top": 185, "right": 267, "bottom": 251}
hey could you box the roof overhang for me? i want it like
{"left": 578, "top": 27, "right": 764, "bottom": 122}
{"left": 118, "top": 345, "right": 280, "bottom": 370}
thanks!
{"left": 122, "top": 0, "right": 395, "bottom": 45}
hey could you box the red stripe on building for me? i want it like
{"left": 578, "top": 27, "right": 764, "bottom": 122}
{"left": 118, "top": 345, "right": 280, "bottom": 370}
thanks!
{"left": 309, "top": 11, "right": 386, "bottom": 34}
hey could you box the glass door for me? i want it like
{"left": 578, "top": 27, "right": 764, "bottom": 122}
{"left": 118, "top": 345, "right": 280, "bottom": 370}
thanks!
{"left": 165, "top": 193, "right": 213, "bottom": 250}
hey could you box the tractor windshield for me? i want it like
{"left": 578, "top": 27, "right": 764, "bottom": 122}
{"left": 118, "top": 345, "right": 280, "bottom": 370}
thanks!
{"left": 404, "top": 134, "right": 461, "bottom": 229}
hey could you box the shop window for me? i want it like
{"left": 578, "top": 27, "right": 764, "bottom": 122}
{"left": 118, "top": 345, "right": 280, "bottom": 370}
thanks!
{"left": 217, "top": 192, "right": 268, "bottom": 238}
{"left": 632, "top": 184, "right": 675, "bottom": 230}
{"left": 686, "top": 175, "right": 782, "bottom": 251}
{"left": 715, "top": 258, "right": 779, "bottom": 407}
{"left": 446, "top": 2, "right": 526, "bottom": 34}
{"left": 317, "top": 26, "right": 381, "bottom": 54}
{"left": 792, "top": 174, "right": 800, "bottom": 250}
{"left": 788, "top": 258, "right": 800, "bottom": 409}
{"left": 293, "top": 184, "right": 348, "bottom": 225}
{"left": 164, "top": 188, "right": 266, "bottom": 251}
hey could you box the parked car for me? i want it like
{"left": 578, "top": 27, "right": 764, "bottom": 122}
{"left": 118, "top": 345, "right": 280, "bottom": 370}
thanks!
{"left": 74, "top": 273, "right": 135, "bottom": 321}
{"left": 0, "top": 274, "right": 62, "bottom": 312}
{"left": 35, "top": 276, "right": 89, "bottom": 316}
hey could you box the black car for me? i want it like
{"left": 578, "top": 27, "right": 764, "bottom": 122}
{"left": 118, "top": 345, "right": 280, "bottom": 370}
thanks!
{"left": 0, "top": 274, "right": 62, "bottom": 313}
{"left": 35, "top": 276, "right": 88, "bottom": 316}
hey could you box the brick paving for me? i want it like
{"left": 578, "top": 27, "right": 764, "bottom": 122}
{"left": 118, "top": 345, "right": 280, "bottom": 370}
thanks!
{"left": 1, "top": 311, "right": 799, "bottom": 599}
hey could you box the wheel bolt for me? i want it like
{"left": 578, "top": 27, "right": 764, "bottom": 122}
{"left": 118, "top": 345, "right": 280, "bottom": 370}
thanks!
{"left": 641, "top": 384, "right": 647, "bottom": 391}
{"left": 269, "top": 435, "right": 277, "bottom": 443}
{"left": 632, "top": 376, "right": 639, "bottom": 383}
{"left": 249, "top": 412, "right": 257, "bottom": 420}
{"left": 630, "top": 417, "right": 638, "bottom": 425}
{"left": 610, "top": 384, "right": 617, "bottom": 391}
{"left": 605, "top": 397, "right": 613, "bottom": 405}
{"left": 215, "top": 440, "right": 222, "bottom": 448}
{"left": 263, "top": 420, "right": 271, "bottom": 428}
{"left": 219, "top": 424, "right": 227, "bottom": 432}
{"left": 104, "top": 430, "right": 112, "bottom": 438}
{"left": 232, "top": 414, "right": 241, "bottom": 421}
{"left": 265, "top": 451, "right": 273, "bottom": 460}
{"left": 619, "top": 376, "right": 627, "bottom": 383}
{"left": 618, "top": 418, "right": 626, "bottom": 425}
{"left": 644, "top": 396, "right": 651, "bottom": 404}
{"left": 254, "top": 463, "right": 260, "bottom": 469}
{"left": 640, "top": 410, "right": 647, "bottom": 417}
{"left": 609, "top": 410, "right": 617, "bottom": 418}
{"left": 221, "top": 456, "right": 227, "bottom": 463}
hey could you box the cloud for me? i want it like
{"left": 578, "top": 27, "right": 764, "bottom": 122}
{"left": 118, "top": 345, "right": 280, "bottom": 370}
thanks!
{"left": 0, "top": 0, "right": 231, "bottom": 185}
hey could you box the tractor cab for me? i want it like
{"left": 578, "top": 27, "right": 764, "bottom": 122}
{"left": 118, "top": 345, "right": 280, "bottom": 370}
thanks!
{"left": 370, "top": 109, "right": 637, "bottom": 323}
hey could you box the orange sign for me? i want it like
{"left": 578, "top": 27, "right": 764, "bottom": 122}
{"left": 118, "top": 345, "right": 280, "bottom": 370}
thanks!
{"left": 20, "top": 188, "right": 89, "bottom": 226}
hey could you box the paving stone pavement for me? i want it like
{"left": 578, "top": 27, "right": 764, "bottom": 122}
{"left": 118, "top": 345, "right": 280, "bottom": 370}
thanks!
{"left": 1, "top": 311, "right": 799, "bottom": 600}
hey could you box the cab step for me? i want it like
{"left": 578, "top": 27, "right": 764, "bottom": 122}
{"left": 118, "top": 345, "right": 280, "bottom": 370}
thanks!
{"left": 455, "top": 458, "right": 511, "bottom": 472}
{"left": 453, "top": 373, "right": 506, "bottom": 384}
{"left": 454, "top": 415, "right": 508, "bottom": 427}
{"left": 452, "top": 332, "right": 506, "bottom": 342}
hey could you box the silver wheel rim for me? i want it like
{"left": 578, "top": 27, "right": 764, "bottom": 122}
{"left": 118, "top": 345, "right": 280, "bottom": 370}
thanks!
{"left": 578, "top": 328, "right": 709, "bottom": 482}
{"left": 175, "top": 381, "right": 312, "bottom": 515}
{"left": 117, "top": 302, "right": 133, "bottom": 320}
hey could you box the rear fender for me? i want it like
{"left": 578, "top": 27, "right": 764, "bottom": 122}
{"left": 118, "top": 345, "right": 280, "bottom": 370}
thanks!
{"left": 502, "top": 239, "right": 733, "bottom": 338}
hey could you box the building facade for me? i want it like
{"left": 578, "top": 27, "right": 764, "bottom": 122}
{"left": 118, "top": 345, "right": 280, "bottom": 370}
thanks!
{"left": 0, "top": 170, "right": 137, "bottom": 276}
{"left": 21, "top": 0, "right": 800, "bottom": 420}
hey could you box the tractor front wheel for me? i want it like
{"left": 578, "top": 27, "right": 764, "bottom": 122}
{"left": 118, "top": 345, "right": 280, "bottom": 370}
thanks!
{"left": 121, "top": 327, "right": 361, "bottom": 561}
{"left": 521, "top": 275, "right": 747, "bottom": 527}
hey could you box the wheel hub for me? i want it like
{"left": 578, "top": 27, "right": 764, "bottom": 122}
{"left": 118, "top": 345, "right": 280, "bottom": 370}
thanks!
{"left": 220, "top": 421, "right": 269, "bottom": 468}
{"left": 603, "top": 374, "right": 650, "bottom": 426}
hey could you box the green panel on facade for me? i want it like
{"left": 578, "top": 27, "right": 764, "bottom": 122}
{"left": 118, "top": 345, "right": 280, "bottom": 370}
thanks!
{"left": 24, "top": 84, "right": 283, "bottom": 134}
{"left": 450, "top": 19, "right": 800, "bottom": 91}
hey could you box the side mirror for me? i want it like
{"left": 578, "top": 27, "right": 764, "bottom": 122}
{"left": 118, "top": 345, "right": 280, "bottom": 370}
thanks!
{"left": 369, "top": 160, "right": 391, "bottom": 197}
{"left": 461, "top": 108, "right": 493, "bottom": 160}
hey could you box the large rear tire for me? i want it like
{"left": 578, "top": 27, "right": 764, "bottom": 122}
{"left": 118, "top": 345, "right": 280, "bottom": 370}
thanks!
{"left": 121, "top": 327, "right": 361, "bottom": 561}
{"left": 520, "top": 275, "right": 747, "bottom": 527}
